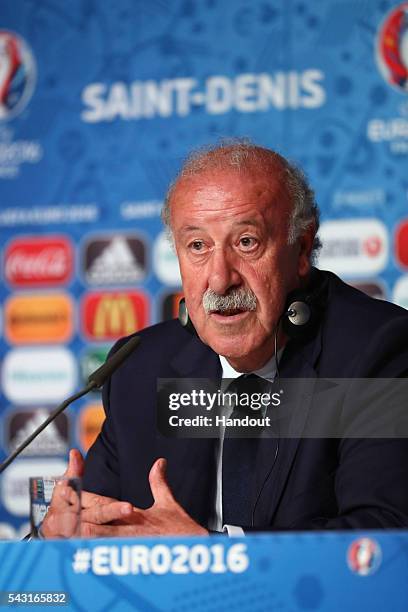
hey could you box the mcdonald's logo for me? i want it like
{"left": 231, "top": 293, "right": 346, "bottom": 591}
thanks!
{"left": 81, "top": 291, "right": 149, "bottom": 341}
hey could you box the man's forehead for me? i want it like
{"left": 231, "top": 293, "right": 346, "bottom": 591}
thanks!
{"left": 171, "top": 166, "right": 287, "bottom": 206}
{"left": 170, "top": 169, "right": 291, "bottom": 237}
{"left": 178, "top": 217, "right": 265, "bottom": 235}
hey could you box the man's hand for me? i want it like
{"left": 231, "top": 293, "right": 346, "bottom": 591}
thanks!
{"left": 41, "top": 449, "right": 130, "bottom": 538}
{"left": 41, "top": 450, "right": 208, "bottom": 538}
{"left": 80, "top": 458, "right": 209, "bottom": 537}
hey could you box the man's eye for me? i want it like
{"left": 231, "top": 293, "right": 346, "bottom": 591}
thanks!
{"left": 239, "top": 236, "right": 258, "bottom": 250}
{"left": 190, "top": 240, "right": 204, "bottom": 251}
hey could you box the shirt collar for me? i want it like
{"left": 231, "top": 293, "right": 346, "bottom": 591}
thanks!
{"left": 219, "top": 350, "right": 283, "bottom": 382}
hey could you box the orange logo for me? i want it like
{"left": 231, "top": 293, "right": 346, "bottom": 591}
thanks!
{"left": 79, "top": 403, "right": 105, "bottom": 452}
{"left": 82, "top": 291, "right": 148, "bottom": 340}
{"left": 5, "top": 293, "right": 73, "bottom": 344}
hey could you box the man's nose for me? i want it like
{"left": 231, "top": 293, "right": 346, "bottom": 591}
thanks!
{"left": 207, "top": 247, "right": 242, "bottom": 295}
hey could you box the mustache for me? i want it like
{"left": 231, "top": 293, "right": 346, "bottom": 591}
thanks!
{"left": 202, "top": 287, "right": 257, "bottom": 313}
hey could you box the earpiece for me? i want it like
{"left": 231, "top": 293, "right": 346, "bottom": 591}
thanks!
{"left": 178, "top": 298, "right": 197, "bottom": 335}
{"left": 178, "top": 297, "right": 189, "bottom": 327}
{"left": 285, "top": 300, "right": 312, "bottom": 327}
{"left": 281, "top": 270, "right": 328, "bottom": 340}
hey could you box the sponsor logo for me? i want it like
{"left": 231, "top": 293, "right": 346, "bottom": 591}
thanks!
{"left": 395, "top": 220, "right": 408, "bottom": 268}
{"left": 160, "top": 290, "right": 184, "bottom": 321}
{"left": 0, "top": 30, "right": 36, "bottom": 120}
{"left": 392, "top": 275, "right": 408, "bottom": 309}
{"left": 82, "top": 234, "right": 146, "bottom": 285}
{"left": 80, "top": 346, "right": 110, "bottom": 386}
{"left": 79, "top": 403, "right": 105, "bottom": 452}
{"left": 6, "top": 408, "right": 69, "bottom": 456}
{"left": 4, "top": 235, "right": 73, "bottom": 287}
{"left": 348, "top": 281, "right": 386, "bottom": 300}
{"left": 0, "top": 31, "right": 40, "bottom": 178}
{"left": 153, "top": 231, "right": 182, "bottom": 286}
{"left": 318, "top": 219, "right": 388, "bottom": 276}
{"left": 376, "top": 3, "right": 408, "bottom": 93}
{"left": 4, "top": 293, "right": 73, "bottom": 344}
{"left": 1, "top": 459, "right": 66, "bottom": 516}
{"left": 2, "top": 347, "right": 76, "bottom": 404}
{"left": 82, "top": 291, "right": 148, "bottom": 341}
{"left": 347, "top": 537, "right": 382, "bottom": 576}
{"left": 369, "top": 4, "right": 408, "bottom": 155}
{"left": 81, "top": 70, "right": 326, "bottom": 123}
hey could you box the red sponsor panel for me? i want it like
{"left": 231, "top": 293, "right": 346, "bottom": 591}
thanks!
{"left": 395, "top": 221, "right": 408, "bottom": 269}
{"left": 81, "top": 291, "right": 149, "bottom": 341}
{"left": 4, "top": 236, "right": 73, "bottom": 287}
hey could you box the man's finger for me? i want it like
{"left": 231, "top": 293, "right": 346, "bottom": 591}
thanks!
{"left": 81, "top": 501, "right": 133, "bottom": 525}
{"left": 64, "top": 449, "right": 84, "bottom": 479}
{"left": 49, "top": 482, "right": 73, "bottom": 510}
{"left": 81, "top": 491, "right": 118, "bottom": 509}
{"left": 149, "top": 458, "right": 175, "bottom": 506}
{"left": 81, "top": 521, "right": 143, "bottom": 538}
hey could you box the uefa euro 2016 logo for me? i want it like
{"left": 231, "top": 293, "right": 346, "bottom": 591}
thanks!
{"left": 376, "top": 2, "right": 408, "bottom": 93}
{"left": 0, "top": 30, "right": 36, "bottom": 120}
{"left": 347, "top": 537, "right": 382, "bottom": 576}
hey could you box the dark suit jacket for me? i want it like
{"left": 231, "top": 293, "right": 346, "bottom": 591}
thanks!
{"left": 83, "top": 270, "right": 408, "bottom": 530}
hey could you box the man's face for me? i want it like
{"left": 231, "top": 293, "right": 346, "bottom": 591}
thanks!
{"left": 170, "top": 167, "right": 314, "bottom": 371}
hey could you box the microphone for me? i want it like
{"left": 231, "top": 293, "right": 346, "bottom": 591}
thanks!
{"left": 0, "top": 335, "right": 141, "bottom": 475}
{"left": 87, "top": 335, "right": 140, "bottom": 388}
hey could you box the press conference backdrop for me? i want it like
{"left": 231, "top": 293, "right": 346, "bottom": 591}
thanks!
{"left": 0, "top": 0, "right": 407, "bottom": 537}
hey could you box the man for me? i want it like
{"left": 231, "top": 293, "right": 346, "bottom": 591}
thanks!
{"left": 42, "top": 141, "right": 408, "bottom": 538}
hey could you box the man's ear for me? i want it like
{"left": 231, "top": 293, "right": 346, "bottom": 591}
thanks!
{"left": 297, "top": 223, "right": 316, "bottom": 278}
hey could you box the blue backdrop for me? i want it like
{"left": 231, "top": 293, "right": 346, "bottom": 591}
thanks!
{"left": 0, "top": 0, "right": 407, "bottom": 536}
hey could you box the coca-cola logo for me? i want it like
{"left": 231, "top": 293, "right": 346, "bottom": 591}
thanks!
{"left": 4, "top": 236, "right": 73, "bottom": 287}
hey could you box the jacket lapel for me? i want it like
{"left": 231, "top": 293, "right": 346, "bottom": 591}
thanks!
{"left": 158, "top": 333, "right": 221, "bottom": 525}
{"left": 253, "top": 328, "right": 322, "bottom": 527}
